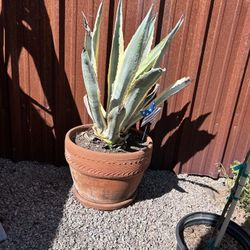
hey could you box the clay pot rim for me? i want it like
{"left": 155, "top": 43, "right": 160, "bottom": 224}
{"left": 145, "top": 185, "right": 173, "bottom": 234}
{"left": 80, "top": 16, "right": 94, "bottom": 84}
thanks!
{"left": 65, "top": 124, "right": 153, "bottom": 158}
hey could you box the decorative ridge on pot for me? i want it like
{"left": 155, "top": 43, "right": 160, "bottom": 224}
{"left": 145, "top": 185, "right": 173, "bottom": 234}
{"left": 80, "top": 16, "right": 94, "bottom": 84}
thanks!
{"left": 65, "top": 125, "right": 153, "bottom": 178}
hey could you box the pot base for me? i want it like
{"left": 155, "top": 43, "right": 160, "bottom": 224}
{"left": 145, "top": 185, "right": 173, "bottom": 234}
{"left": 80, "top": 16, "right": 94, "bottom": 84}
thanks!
{"left": 72, "top": 186, "right": 137, "bottom": 211}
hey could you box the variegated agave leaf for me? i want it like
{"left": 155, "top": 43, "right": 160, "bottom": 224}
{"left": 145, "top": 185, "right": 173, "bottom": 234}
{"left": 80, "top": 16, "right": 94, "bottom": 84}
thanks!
{"left": 123, "top": 77, "right": 191, "bottom": 131}
{"left": 154, "top": 77, "right": 191, "bottom": 106}
{"left": 81, "top": 12, "right": 97, "bottom": 73}
{"left": 82, "top": 3, "right": 103, "bottom": 73}
{"left": 102, "top": 105, "right": 126, "bottom": 143}
{"left": 108, "top": 6, "right": 153, "bottom": 113}
{"left": 81, "top": 49, "right": 106, "bottom": 132}
{"left": 141, "top": 16, "right": 156, "bottom": 60}
{"left": 144, "top": 83, "right": 160, "bottom": 107}
{"left": 135, "top": 16, "right": 184, "bottom": 79}
{"left": 107, "top": 0, "right": 124, "bottom": 109}
{"left": 92, "top": 2, "right": 103, "bottom": 66}
{"left": 121, "top": 68, "right": 165, "bottom": 129}
{"left": 81, "top": 0, "right": 190, "bottom": 145}
{"left": 83, "top": 94, "right": 93, "bottom": 120}
{"left": 122, "top": 83, "right": 160, "bottom": 130}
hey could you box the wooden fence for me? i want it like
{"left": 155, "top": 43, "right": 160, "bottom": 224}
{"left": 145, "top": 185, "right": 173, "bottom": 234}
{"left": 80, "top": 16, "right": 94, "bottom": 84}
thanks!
{"left": 0, "top": 0, "right": 249, "bottom": 177}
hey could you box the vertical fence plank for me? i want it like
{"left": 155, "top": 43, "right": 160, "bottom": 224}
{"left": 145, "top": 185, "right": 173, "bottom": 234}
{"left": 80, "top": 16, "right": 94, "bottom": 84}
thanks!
{"left": 222, "top": 55, "right": 250, "bottom": 169}
{"left": 0, "top": 0, "right": 11, "bottom": 157}
{"left": 4, "top": 0, "right": 24, "bottom": 160}
{"left": 54, "top": 0, "right": 82, "bottom": 162}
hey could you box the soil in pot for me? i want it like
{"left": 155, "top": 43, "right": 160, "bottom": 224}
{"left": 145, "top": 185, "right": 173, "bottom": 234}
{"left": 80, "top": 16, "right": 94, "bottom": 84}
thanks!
{"left": 183, "top": 224, "right": 244, "bottom": 250}
{"left": 75, "top": 127, "right": 147, "bottom": 153}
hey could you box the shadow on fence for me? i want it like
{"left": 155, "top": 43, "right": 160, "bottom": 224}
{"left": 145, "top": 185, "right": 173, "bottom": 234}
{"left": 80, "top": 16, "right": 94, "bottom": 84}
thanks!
{"left": 150, "top": 102, "right": 216, "bottom": 172}
{"left": 0, "top": 0, "right": 81, "bottom": 163}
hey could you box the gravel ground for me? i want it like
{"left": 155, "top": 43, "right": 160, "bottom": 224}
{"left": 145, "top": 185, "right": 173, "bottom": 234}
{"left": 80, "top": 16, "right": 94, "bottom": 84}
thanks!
{"left": 0, "top": 158, "right": 248, "bottom": 250}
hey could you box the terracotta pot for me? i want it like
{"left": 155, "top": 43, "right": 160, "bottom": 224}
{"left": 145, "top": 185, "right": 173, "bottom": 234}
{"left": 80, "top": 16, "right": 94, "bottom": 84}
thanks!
{"left": 65, "top": 124, "right": 153, "bottom": 211}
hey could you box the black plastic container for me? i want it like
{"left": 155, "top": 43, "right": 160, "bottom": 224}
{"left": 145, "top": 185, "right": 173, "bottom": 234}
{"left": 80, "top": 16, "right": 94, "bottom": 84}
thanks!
{"left": 175, "top": 212, "right": 250, "bottom": 250}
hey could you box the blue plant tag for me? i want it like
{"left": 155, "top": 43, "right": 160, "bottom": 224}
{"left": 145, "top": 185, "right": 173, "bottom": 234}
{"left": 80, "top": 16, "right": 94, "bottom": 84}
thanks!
{"left": 141, "top": 106, "right": 161, "bottom": 127}
{"left": 140, "top": 102, "right": 156, "bottom": 117}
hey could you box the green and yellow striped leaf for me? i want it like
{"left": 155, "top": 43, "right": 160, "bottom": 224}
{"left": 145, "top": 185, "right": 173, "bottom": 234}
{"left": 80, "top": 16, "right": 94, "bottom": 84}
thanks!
{"left": 122, "top": 68, "right": 164, "bottom": 129}
{"left": 108, "top": 6, "right": 153, "bottom": 112}
{"left": 135, "top": 16, "right": 184, "bottom": 78}
{"left": 92, "top": 2, "right": 103, "bottom": 69}
{"left": 124, "top": 76, "right": 191, "bottom": 131}
{"left": 81, "top": 49, "right": 106, "bottom": 132}
{"left": 107, "top": 0, "right": 124, "bottom": 109}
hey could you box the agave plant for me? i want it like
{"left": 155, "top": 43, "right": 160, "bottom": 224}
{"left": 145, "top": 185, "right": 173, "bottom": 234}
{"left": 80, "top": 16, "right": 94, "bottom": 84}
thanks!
{"left": 81, "top": 0, "right": 191, "bottom": 145}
